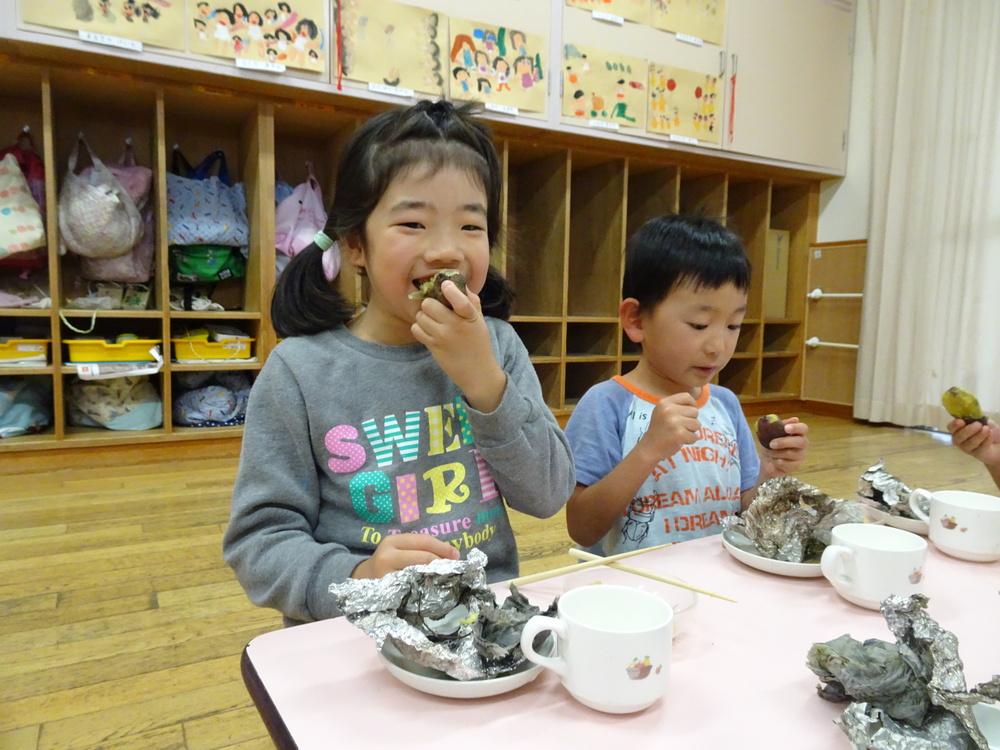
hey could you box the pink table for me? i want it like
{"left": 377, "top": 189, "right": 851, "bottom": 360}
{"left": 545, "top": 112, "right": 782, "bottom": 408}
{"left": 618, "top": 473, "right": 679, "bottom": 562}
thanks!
{"left": 241, "top": 535, "right": 999, "bottom": 749}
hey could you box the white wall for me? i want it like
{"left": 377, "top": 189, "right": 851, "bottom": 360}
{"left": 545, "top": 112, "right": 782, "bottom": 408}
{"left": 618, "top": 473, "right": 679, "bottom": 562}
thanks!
{"left": 816, "top": 0, "right": 872, "bottom": 243}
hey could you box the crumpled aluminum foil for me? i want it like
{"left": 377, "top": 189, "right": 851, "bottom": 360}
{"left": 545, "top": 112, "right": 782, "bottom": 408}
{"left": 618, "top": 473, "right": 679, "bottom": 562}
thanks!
{"left": 328, "top": 549, "right": 556, "bottom": 681}
{"left": 858, "top": 459, "right": 926, "bottom": 519}
{"left": 807, "top": 594, "right": 1000, "bottom": 750}
{"left": 723, "top": 476, "right": 864, "bottom": 562}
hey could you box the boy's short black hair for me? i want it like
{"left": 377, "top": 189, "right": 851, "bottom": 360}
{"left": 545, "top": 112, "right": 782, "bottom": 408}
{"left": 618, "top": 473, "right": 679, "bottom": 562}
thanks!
{"left": 623, "top": 214, "right": 750, "bottom": 311}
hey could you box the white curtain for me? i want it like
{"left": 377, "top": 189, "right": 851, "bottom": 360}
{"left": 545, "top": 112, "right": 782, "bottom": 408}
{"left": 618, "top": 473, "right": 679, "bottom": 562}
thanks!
{"left": 854, "top": 0, "right": 1000, "bottom": 428}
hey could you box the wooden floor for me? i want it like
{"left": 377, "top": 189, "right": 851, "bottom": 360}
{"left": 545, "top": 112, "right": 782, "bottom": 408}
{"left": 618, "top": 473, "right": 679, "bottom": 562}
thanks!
{"left": 1, "top": 414, "right": 996, "bottom": 749}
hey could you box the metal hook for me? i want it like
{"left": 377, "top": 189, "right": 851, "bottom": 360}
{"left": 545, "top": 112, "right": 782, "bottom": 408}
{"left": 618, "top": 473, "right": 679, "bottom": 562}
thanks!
{"left": 22, "top": 125, "right": 30, "bottom": 133}
{"left": 125, "top": 136, "right": 133, "bottom": 146}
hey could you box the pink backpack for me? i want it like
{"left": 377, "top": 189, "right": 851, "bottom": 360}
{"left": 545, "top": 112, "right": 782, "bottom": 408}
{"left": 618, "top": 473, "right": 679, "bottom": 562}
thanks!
{"left": 275, "top": 162, "right": 327, "bottom": 258}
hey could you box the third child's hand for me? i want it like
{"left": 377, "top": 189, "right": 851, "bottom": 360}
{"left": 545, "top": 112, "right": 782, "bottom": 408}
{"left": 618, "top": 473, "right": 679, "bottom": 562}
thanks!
{"left": 948, "top": 418, "right": 1000, "bottom": 469}
{"left": 639, "top": 392, "right": 702, "bottom": 461}
{"left": 351, "top": 533, "right": 460, "bottom": 580}
{"left": 411, "top": 281, "right": 506, "bottom": 412}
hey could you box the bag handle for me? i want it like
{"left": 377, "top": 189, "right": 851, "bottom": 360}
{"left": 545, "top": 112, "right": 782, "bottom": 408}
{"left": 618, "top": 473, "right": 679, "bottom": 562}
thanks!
{"left": 190, "top": 149, "right": 230, "bottom": 185}
{"left": 172, "top": 144, "right": 195, "bottom": 177}
{"left": 67, "top": 134, "right": 104, "bottom": 176}
{"left": 118, "top": 138, "right": 139, "bottom": 168}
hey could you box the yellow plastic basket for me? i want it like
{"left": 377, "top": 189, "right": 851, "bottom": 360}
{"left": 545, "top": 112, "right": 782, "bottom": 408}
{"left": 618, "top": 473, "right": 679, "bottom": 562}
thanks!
{"left": 0, "top": 339, "right": 50, "bottom": 364}
{"left": 66, "top": 339, "right": 160, "bottom": 363}
{"left": 171, "top": 338, "right": 254, "bottom": 362}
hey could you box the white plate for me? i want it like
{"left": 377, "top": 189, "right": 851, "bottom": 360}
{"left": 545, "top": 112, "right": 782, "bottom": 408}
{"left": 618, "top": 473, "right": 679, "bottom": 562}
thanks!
{"left": 865, "top": 507, "right": 930, "bottom": 535}
{"left": 721, "top": 528, "right": 824, "bottom": 578}
{"left": 378, "top": 639, "right": 546, "bottom": 699}
{"left": 973, "top": 703, "right": 1000, "bottom": 750}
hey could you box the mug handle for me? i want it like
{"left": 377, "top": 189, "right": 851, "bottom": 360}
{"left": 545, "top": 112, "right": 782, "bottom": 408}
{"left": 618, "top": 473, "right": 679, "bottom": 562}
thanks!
{"left": 820, "top": 545, "right": 854, "bottom": 588}
{"left": 908, "top": 488, "right": 933, "bottom": 523}
{"left": 520, "top": 615, "right": 567, "bottom": 677}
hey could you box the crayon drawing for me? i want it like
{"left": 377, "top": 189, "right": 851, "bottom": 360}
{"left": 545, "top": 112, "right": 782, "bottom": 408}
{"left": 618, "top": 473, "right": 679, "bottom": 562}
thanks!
{"left": 18, "top": 0, "right": 187, "bottom": 51}
{"left": 337, "top": 0, "right": 444, "bottom": 97}
{"left": 188, "top": 0, "right": 326, "bottom": 72}
{"left": 565, "top": 0, "right": 650, "bottom": 25}
{"left": 647, "top": 62, "right": 719, "bottom": 144}
{"left": 651, "top": 0, "right": 726, "bottom": 46}
{"left": 562, "top": 42, "right": 646, "bottom": 129}
{"left": 447, "top": 17, "right": 546, "bottom": 114}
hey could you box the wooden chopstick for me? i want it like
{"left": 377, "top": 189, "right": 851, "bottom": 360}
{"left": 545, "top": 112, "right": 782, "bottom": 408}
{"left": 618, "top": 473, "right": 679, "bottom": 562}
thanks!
{"left": 508, "top": 542, "right": 675, "bottom": 587}
{"left": 567, "top": 548, "right": 738, "bottom": 603}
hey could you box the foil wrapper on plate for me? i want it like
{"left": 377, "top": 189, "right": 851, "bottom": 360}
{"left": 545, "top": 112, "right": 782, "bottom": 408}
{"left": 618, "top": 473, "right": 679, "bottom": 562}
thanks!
{"left": 328, "top": 548, "right": 556, "bottom": 681}
{"left": 723, "top": 476, "right": 864, "bottom": 563}
{"left": 858, "top": 458, "right": 926, "bottom": 519}
{"left": 807, "top": 594, "right": 1000, "bottom": 750}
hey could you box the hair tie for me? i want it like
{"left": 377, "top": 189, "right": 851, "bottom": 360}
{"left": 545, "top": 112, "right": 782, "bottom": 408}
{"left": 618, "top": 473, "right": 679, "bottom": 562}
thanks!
{"left": 321, "top": 243, "right": 340, "bottom": 282}
{"left": 313, "top": 231, "right": 334, "bottom": 251}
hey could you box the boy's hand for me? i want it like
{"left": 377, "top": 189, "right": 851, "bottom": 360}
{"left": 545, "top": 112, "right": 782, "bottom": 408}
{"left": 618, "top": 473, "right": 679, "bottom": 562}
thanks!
{"left": 637, "top": 392, "right": 702, "bottom": 462}
{"left": 760, "top": 416, "right": 809, "bottom": 478}
{"left": 948, "top": 418, "right": 1000, "bottom": 470}
{"left": 351, "top": 533, "right": 460, "bottom": 580}
{"left": 411, "top": 281, "right": 506, "bottom": 413}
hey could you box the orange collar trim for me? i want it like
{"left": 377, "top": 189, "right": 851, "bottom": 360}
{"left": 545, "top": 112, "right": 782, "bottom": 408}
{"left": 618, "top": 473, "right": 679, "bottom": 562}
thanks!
{"left": 611, "top": 376, "right": 710, "bottom": 408}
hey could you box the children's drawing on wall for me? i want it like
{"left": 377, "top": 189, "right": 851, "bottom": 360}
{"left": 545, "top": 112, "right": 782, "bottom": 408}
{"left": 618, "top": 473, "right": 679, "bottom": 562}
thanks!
{"left": 647, "top": 62, "right": 719, "bottom": 144}
{"left": 336, "top": 0, "right": 443, "bottom": 97}
{"left": 562, "top": 43, "right": 646, "bottom": 129}
{"left": 565, "top": 0, "right": 650, "bottom": 25}
{"left": 651, "top": 0, "right": 725, "bottom": 46}
{"left": 187, "top": 1, "right": 326, "bottom": 72}
{"left": 447, "top": 17, "right": 546, "bottom": 113}
{"left": 18, "top": 0, "right": 186, "bottom": 50}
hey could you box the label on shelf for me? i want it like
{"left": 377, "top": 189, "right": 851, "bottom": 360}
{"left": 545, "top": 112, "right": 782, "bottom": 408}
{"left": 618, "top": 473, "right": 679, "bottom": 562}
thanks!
{"left": 236, "top": 59, "right": 286, "bottom": 73}
{"left": 588, "top": 120, "right": 620, "bottom": 131}
{"left": 485, "top": 102, "right": 519, "bottom": 116}
{"left": 369, "top": 82, "right": 415, "bottom": 98}
{"left": 668, "top": 134, "right": 699, "bottom": 145}
{"left": 593, "top": 11, "right": 625, "bottom": 25}
{"left": 79, "top": 30, "right": 142, "bottom": 52}
{"left": 676, "top": 33, "right": 704, "bottom": 47}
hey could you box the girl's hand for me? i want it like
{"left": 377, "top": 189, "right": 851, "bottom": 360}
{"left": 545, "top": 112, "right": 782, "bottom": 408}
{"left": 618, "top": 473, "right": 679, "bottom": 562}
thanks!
{"left": 351, "top": 533, "right": 460, "bottom": 580}
{"left": 636, "top": 392, "right": 701, "bottom": 462}
{"left": 760, "top": 417, "right": 810, "bottom": 478}
{"left": 948, "top": 418, "right": 1000, "bottom": 469}
{"left": 411, "top": 281, "right": 507, "bottom": 412}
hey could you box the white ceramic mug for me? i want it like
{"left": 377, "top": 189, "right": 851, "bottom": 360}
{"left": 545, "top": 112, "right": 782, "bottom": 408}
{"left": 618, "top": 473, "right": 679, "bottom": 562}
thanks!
{"left": 820, "top": 523, "right": 927, "bottom": 609}
{"left": 908, "top": 489, "right": 1000, "bottom": 562}
{"left": 520, "top": 584, "right": 673, "bottom": 714}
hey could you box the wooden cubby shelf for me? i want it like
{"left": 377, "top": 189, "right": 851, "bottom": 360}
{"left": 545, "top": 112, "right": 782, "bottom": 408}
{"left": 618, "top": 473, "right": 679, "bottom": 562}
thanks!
{"left": 1, "top": 53, "right": 818, "bottom": 450}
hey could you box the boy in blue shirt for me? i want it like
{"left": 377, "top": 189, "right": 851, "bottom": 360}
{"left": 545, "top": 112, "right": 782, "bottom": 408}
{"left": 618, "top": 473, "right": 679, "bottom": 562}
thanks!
{"left": 564, "top": 215, "right": 810, "bottom": 554}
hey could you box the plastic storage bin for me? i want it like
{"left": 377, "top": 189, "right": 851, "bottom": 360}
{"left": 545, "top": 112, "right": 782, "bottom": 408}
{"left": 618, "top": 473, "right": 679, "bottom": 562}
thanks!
{"left": 66, "top": 339, "right": 161, "bottom": 363}
{"left": 171, "top": 337, "right": 254, "bottom": 362}
{"left": 0, "top": 339, "right": 51, "bottom": 365}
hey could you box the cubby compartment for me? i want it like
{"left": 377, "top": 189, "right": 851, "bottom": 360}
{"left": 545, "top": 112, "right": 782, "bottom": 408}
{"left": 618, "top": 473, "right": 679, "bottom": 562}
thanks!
{"left": 626, "top": 161, "right": 679, "bottom": 238}
{"left": 59, "top": 315, "right": 164, "bottom": 365}
{"left": 763, "top": 322, "right": 801, "bottom": 354}
{"left": 769, "top": 181, "right": 812, "bottom": 323}
{"left": 532, "top": 361, "right": 563, "bottom": 411}
{"left": 566, "top": 321, "right": 618, "bottom": 359}
{"left": 62, "top": 370, "right": 166, "bottom": 438}
{"left": 163, "top": 85, "right": 263, "bottom": 314}
{"left": 679, "top": 168, "right": 726, "bottom": 218}
{"left": 503, "top": 142, "right": 567, "bottom": 317}
{"left": 509, "top": 320, "right": 562, "bottom": 360}
{"left": 171, "top": 320, "right": 256, "bottom": 366}
{"left": 0, "top": 372, "right": 54, "bottom": 442}
{"left": 565, "top": 361, "right": 618, "bottom": 407}
{"left": 50, "top": 70, "right": 161, "bottom": 311}
{"left": 717, "top": 356, "right": 759, "bottom": 399}
{"left": 171, "top": 368, "right": 254, "bottom": 433}
{"left": 760, "top": 355, "right": 801, "bottom": 398}
{"left": 735, "top": 321, "right": 761, "bottom": 357}
{"left": 727, "top": 177, "right": 770, "bottom": 320}
{"left": 567, "top": 153, "right": 624, "bottom": 318}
